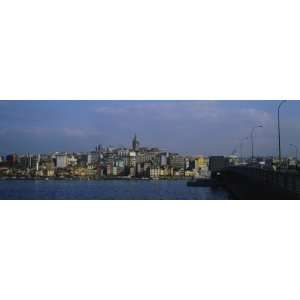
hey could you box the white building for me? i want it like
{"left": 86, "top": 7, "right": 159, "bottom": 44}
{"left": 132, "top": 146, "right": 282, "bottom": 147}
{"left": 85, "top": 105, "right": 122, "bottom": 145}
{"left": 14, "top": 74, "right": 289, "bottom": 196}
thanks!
{"left": 87, "top": 151, "right": 99, "bottom": 165}
{"left": 67, "top": 155, "right": 77, "bottom": 166}
{"left": 56, "top": 154, "right": 67, "bottom": 168}
{"left": 128, "top": 151, "right": 136, "bottom": 167}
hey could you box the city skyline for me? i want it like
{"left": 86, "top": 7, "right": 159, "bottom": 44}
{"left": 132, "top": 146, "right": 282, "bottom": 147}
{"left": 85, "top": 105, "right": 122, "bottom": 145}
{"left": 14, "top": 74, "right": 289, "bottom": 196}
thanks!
{"left": 1, "top": 100, "right": 300, "bottom": 157}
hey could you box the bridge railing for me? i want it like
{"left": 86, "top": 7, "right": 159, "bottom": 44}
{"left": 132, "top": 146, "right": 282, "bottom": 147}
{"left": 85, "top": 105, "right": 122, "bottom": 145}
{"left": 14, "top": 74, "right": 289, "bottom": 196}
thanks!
{"left": 225, "top": 166, "right": 300, "bottom": 194}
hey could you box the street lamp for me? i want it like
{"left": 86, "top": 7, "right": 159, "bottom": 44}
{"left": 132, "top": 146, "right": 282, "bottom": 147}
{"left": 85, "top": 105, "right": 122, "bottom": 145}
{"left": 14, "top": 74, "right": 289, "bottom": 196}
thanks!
{"left": 251, "top": 125, "right": 263, "bottom": 161}
{"left": 289, "top": 144, "right": 298, "bottom": 161}
{"left": 277, "top": 100, "right": 287, "bottom": 166}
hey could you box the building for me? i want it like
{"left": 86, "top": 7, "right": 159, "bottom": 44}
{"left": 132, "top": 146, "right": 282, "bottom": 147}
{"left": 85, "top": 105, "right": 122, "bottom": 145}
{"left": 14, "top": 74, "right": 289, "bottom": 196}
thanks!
{"left": 117, "top": 148, "right": 129, "bottom": 157}
{"left": 115, "top": 159, "right": 125, "bottom": 168}
{"left": 129, "top": 166, "right": 136, "bottom": 177}
{"left": 228, "top": 155, "right": 239, "bottom": 166}
{"left": 209, "top": 156, "right": 229, "bottom": 173}
{"left": 194, "top": 156, "right": 209, "bottom": 171}
{"left": 150, "top": 168, "right": 160, "bottom": 178}
{"left": 184, "top": 170, "right": 195, "bottom": 177}
{"left": 106, "top": 164, "right": 113, "bottom": 176}
{"left": 112, "top": 166, "right": 118, "bottom": 176}
{"left": 19, "top": 155, "right": 30, "bottom": 169}
{"left": 160, "top": 153, "right": 168, "bottom": 167}
{"left": 56, "top": 154, "right": 68, "bottom": 168}
{"left": 77, "top": 154, "right": 88, "bottom": 167}
{"left": 67, "top": 155, "right": 77, "bottom": 166}
{"left": 128, "top": 151, "right": 136, "bottom": 167}
{"left": 169, "top": 155, "right": 185, "bottom": 170}
{"left": 136, "top": 163, "right": 143, "bottom": 177}
{"left": 87, "top": 151, "right": 99, "bottom": 165}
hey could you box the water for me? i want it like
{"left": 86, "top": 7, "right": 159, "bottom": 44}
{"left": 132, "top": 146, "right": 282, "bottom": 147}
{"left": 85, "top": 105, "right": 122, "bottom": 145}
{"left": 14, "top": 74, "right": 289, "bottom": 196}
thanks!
{"left": 0, "top": 180, "right": 231, "bottom": 200}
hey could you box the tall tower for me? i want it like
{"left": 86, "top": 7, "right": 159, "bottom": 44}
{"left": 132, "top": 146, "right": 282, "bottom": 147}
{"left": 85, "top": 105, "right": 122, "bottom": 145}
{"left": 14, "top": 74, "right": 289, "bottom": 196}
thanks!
{"left": 132, "top": 134, "right": 140, "bottom": 151}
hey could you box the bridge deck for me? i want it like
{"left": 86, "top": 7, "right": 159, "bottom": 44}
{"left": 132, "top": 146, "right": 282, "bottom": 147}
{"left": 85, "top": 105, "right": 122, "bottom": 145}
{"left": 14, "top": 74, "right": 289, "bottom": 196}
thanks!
{"left": 221, "top": 166, "right": 300, "bottom": 199}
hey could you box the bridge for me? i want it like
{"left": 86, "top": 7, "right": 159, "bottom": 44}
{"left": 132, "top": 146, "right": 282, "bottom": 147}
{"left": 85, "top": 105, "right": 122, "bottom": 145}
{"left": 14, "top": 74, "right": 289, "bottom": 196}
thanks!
{"left": 219, "top": 166, "right": 300, "bottom": 199}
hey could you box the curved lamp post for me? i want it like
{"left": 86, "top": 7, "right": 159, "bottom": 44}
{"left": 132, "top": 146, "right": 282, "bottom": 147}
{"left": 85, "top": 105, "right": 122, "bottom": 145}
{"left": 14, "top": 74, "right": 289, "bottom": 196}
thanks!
{"left": 278, "top": 100, "right": 287, "bottom": 166}
{"left": 289, "top": 144, "right": 298, "bottom": 161}
{"left": 251, "top": 125, "right": 263, "bottom": 161}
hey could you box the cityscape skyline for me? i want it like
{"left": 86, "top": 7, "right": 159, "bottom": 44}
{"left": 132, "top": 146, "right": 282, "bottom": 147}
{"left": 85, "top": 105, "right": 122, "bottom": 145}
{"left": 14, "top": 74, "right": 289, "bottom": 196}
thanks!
{"left": 1, "top": 100, "right": 300, "bottom": 157}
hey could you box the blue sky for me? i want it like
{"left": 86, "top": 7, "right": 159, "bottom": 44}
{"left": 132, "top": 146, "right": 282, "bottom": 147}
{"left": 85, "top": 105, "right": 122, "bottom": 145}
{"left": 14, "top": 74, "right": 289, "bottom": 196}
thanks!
{"left": 0, "top": 100, "right": 300, "bottom": 157}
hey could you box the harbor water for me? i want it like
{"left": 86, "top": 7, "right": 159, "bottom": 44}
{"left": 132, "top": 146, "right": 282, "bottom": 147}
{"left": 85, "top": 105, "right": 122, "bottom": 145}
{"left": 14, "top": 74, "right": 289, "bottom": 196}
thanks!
{"left": 0, "top": 179, "right": 231, "bottom": 200}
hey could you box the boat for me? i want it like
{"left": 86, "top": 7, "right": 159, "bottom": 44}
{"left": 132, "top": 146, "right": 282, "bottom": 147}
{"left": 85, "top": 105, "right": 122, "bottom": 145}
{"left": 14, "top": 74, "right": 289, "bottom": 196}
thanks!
{"left": 187, "top": 177, "right": 214, "bottom": 187}
{"left": 187, "top": 169, "right": 218, "bottom": 187}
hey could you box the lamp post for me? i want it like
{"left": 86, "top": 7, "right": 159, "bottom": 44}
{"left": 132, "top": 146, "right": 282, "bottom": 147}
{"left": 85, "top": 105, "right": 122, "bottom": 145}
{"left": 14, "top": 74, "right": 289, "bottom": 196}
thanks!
{"left": 289, "top": 144, "right": 298, "bottom": 161}
{"left": 251, "top": 125, "right": 263, "bottom": 161}
{"left": 277, "top": 100, "right": 287, "bottom": 167}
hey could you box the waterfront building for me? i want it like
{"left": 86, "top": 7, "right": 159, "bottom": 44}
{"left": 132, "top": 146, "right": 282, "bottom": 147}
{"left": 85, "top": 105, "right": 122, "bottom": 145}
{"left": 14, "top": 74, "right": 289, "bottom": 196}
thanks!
{"left": 44, "top": 161, "right": 55, "bottom": 171}
{"left": 35, "top": 154, "right": 41, "bottom": 171}
{"left": 184, "top": 157, "right": 192, "bottom": 170}
{"left": 45, "top": 168, "right": 55, "bottom": 177}
{"left": 77, "top": 154, "right": 88, "bottom": 167}
{"left": 87, "top": 168, "right": 97, "bottom": 177}
{"left": 174, "top": 169, "right": 185, "bottom": 177}
{"left": 19, "top": 155, "right": 31, "bottom": 169}
{"left": 112, "top": 166, "right": 118, "bottom": 176}
{"left": 169, "top": 154, "right": 185, "bottom": 170}
{"left": 56, "top": 154, "right": 68, "bottom": 168}
{"left": 106, "top": 164, "right": 112, "bottom": 176}
{"left": 73, "top": 167, "right": 88, "bottom": 177}
{"left": 128, "top": 151, "right": 137, "bottom": 167}
{"left": 160, "top": 153, "right": 168, "bottom": 167}
{"left": 129, "top": 166, "right": 136, "bottom": 177}
{"left": 115, "top": 159, "right": 125, "bottom": 168}
{"left": 136, "top": 152, "right": 146, "bottom": 164}
{"left": 184, "top": 170, "right": 195, "bottom": 177}
{"left": 67, "top": 155, "right": 77, "bottom": 166}
{"left": 116, "top": 166, "right": 125, "bottom": 176}
{"left": 136, "top": 163, "right": 143, "bottom": 177}
{"left": 87, "top": 151, "right": 99, "bottom": 165}
{"left": 99, "top": 168, "right": 105, "bottom": 177}
{"left": 194, "top": 156, "right": 209, "bottom": 171}
{"left": 143, "top": 162, "right": 151, "bottom": 177}
{"left": 159, "top": 167, "right": 170, "bottom": 177}
{"left": 150, "top": 168, "right": 160, "bottom": 178}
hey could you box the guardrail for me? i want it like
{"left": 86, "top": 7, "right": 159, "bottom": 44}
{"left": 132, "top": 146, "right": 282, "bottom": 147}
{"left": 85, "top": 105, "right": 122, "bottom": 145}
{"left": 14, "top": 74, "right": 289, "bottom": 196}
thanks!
{"left": 225, "top": 166, "right": 300, "bottom": 194}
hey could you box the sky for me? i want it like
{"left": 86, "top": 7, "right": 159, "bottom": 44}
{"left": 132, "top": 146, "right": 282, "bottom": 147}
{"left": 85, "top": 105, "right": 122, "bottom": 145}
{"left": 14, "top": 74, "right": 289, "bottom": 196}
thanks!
{"left": 0, "top": 100, "right": 300, "bottom": 157}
